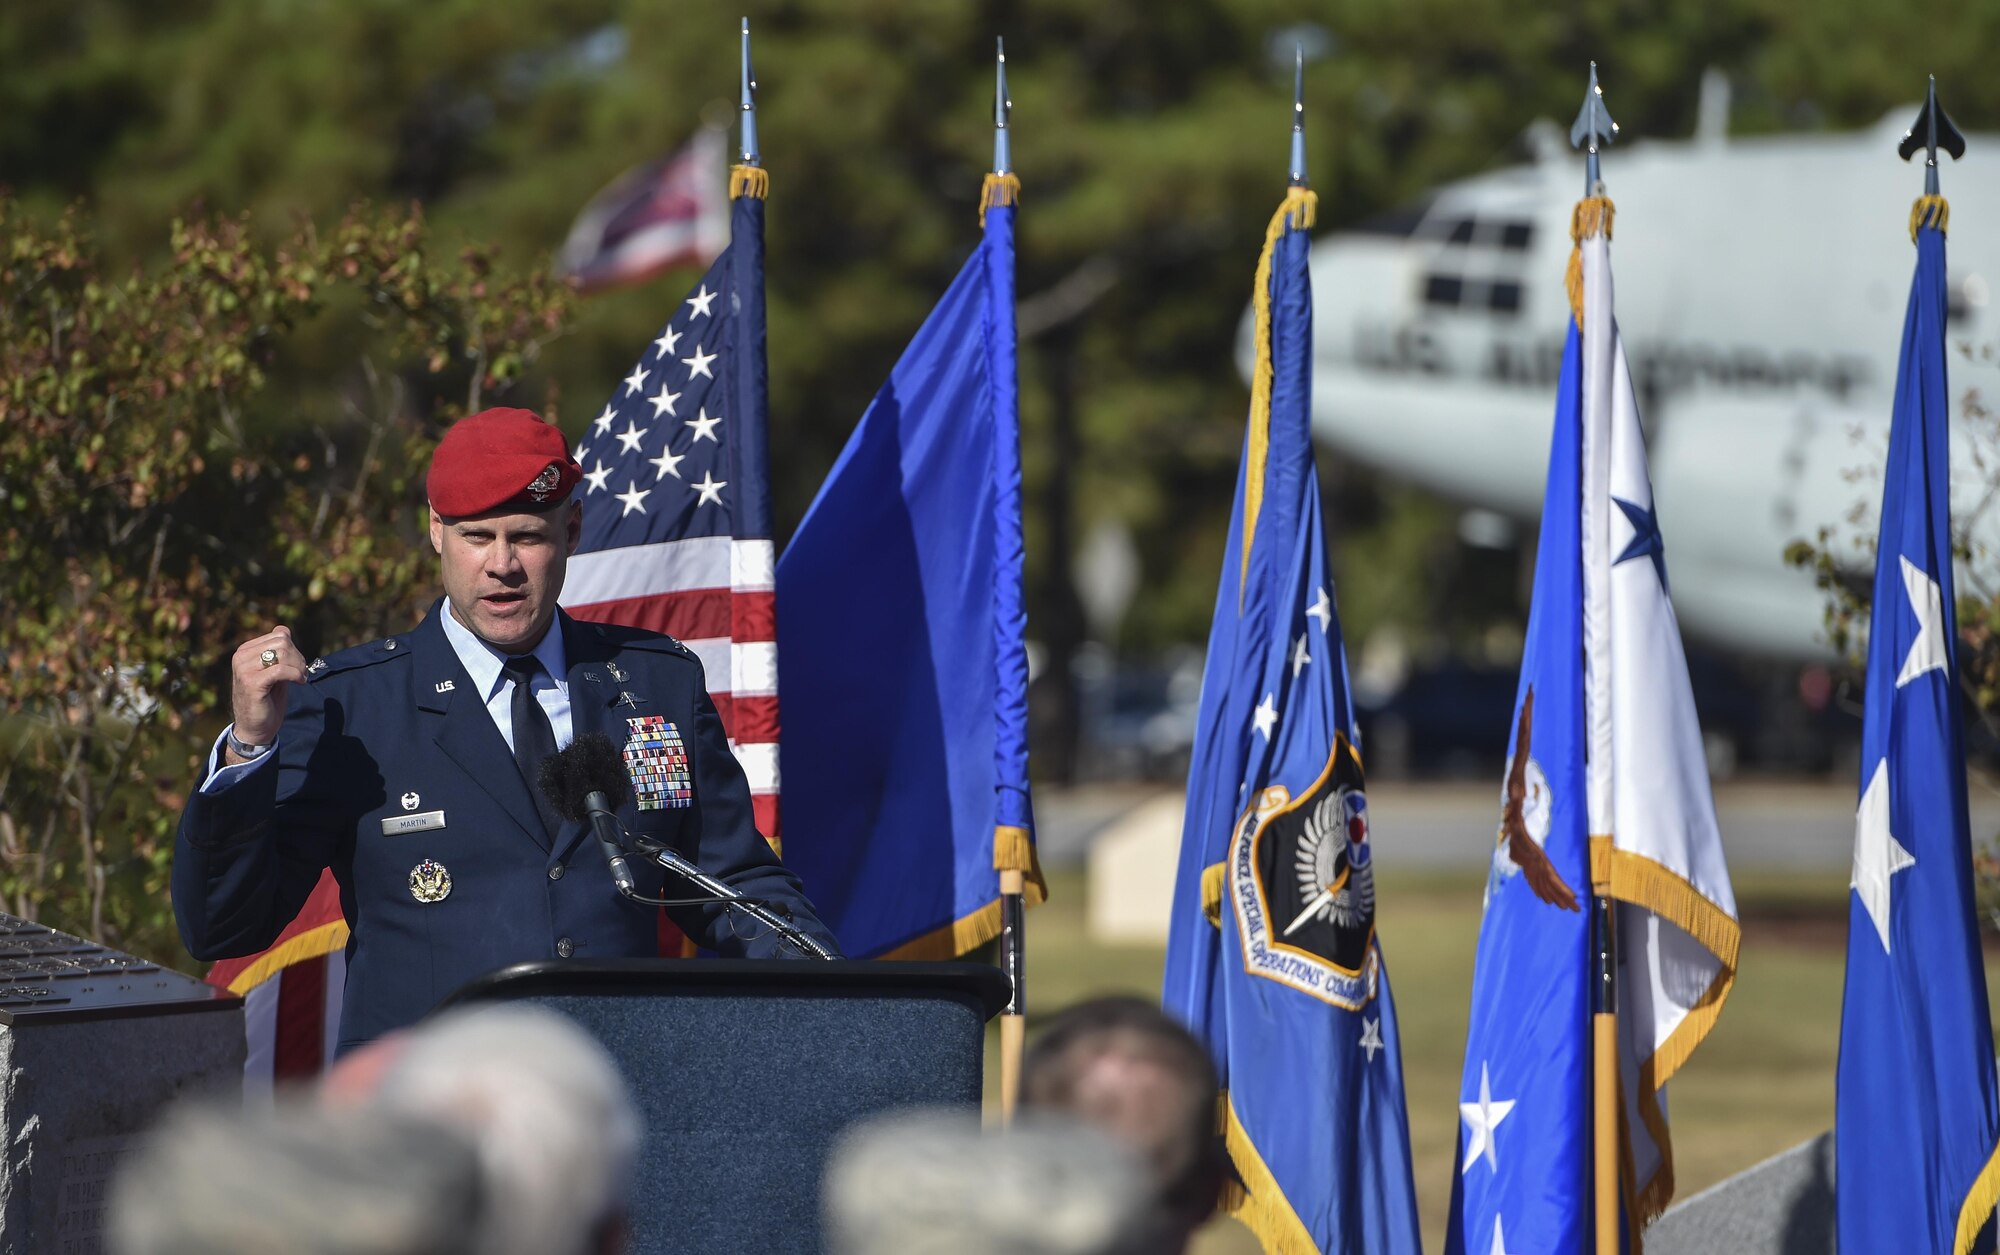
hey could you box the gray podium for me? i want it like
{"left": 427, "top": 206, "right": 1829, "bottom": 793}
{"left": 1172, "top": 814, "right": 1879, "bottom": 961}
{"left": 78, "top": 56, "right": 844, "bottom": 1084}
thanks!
{"left": 443, "top": 958, "right": 1009, "bottom": 1255}
{"left": 0, "top": 914, "right": 242, "bottom": 1254}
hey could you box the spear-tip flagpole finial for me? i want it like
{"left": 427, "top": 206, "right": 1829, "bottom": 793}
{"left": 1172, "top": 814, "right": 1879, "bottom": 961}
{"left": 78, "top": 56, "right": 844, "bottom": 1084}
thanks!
{"left": 1570, "top": 60, "right": 1619, "bottom": 196}
{"left": 993, "top": 37, "right": 1012, "bottom": 176}
{"left": 1288, "top": 44, "right": 1308, "bottom": 187}
{"left": 1898, "top": 74, "right": 1965, "bottom": 196}
{"left": 739, "top": 17, "right": 759, "bottom": 167}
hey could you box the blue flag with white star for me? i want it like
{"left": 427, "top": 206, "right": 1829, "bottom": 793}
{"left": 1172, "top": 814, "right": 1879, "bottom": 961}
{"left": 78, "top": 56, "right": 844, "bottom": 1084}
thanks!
{"left": 775, "top": 183, "right": 1044, "bottom": 958}
{"left": 1445, "top": 319, "right": 1593, "bottom": 1255}
{"left": 1160, "top": 187, "right": 1421, "bottom": 1253}
{"left": 1450, "top": 198, "right": 1739, "bottom": 1253}
{"left": 1837, "top": 203, "right": 2000, "bottom": 1255}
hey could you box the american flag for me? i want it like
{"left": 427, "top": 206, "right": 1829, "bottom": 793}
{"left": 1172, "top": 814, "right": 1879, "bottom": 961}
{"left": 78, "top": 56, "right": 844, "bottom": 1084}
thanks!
{"left": 561, "top": 179, "right": 780, "bottom": 843}
{"left": 557, "top": 128, "right": 730, "bottom": 295}
{"left": 205, "top": 869, "right": 347, "bottom": 1097}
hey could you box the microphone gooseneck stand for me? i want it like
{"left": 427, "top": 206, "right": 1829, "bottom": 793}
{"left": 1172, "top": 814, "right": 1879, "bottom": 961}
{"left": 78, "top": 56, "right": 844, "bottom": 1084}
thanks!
{"left": 618, "top": 831, "right": 838, "bottom": 961}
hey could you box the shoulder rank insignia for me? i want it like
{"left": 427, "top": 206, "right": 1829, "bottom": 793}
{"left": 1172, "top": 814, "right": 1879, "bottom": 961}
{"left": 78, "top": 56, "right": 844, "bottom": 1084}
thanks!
{"left": 409, "top": 859, "right": 452, "bottom": 904}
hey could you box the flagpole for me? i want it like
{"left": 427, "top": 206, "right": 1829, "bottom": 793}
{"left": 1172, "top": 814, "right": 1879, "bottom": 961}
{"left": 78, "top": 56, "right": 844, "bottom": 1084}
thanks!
{"left": 990, "top": 35, "right": 1029, "bottom": 1125}
{"left": 739, "top": 16, "right": 758, "bottom": 168}
{"left": 1572, "top": 60, "right": 1622, "bottom": 1255}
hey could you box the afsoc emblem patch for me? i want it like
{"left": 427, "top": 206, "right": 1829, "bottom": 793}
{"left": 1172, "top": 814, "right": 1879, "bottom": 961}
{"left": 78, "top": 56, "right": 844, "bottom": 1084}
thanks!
{"left": 1229, "top": 736, "right": 1378, "bottom": 1010}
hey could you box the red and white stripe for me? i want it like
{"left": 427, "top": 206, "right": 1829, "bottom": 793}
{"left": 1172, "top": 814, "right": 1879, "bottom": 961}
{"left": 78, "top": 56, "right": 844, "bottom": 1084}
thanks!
{"left": 564, "top": 535, "right": 781, "bottom": 844}
{"left": 206, "top": 869, "right": 349, "bottom": 1096}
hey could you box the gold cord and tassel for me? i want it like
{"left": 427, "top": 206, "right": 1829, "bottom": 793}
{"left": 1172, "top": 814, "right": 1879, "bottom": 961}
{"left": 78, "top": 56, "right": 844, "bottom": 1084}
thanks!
{"left": 1565, "top": 196, "right": 1616, "bottom": 330}
{"left": 730, "top": 164, "right": 769, "bottom": 201}
{"left": 1910, "top": 194, "right": 1949, "bottom": 241}
{"left": 979, "top": 172, "right": 1022, "bottom": 226}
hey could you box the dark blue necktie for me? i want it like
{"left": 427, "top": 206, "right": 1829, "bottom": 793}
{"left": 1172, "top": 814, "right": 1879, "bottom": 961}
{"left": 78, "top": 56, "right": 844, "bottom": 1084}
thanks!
{"left": 502, "top": 655, "right": 562, "bottom": 839}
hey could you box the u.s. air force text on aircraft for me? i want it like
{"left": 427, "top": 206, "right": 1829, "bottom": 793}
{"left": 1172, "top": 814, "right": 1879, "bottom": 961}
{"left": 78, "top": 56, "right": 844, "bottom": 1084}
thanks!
{"left": 1353, "top": 324, "right": 1872, "bottom": 403}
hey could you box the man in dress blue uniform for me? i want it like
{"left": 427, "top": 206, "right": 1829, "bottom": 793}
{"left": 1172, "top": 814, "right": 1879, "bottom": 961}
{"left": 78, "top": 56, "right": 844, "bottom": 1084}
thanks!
{"left": 174, "top": 407, "right": 839, "bottom": 1050}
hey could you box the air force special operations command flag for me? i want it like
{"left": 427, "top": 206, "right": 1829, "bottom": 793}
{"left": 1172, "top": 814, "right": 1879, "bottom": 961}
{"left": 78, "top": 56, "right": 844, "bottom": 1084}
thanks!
{"left": 1835, "top": 190, "right": 2000, "bottom": 1255}
{"left": 1160, "top": 184, "right": 1422, "bottom": 1254}
{"left": 1448, "top": 196, "right": 1739, "bottom": 1252}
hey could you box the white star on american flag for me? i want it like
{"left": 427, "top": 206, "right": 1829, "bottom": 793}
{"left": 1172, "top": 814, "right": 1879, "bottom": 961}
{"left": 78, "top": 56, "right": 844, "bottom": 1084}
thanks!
{"left": 583, "top": 460, "right": 612, "bottom": 494}
{"left": 687, "top": 408, "right": 723, "bottom": 443}
{"left": 685, "top": 284, "right": 717, "bottom": 319}
{"left": 692, "top": 471, "right": 727, "bottom": 506}
{"left": 621, "top": 365, "right": 649, "bottom": 397}
{"left": 593, "top": 404, "right": 616, "bottom": 435}
{"left": 648, "top": 384, "right": 682, "bottom": 420}
{"left": 614, "top": 422, "right": 649, "bottom": 455}
{"left": 682, "top": 344, "right": 718, "bottom": 380}
{"left": 651, "top": 326, "right": 682, "bottom": 359}
{"left": 1292, "top": 633, "right": 1312, "bottom": 678}
{"left": 615, "top": 481, "right": 650, "bottom": 516}
{"left": 649, "top": 447, "right": 685, "bottom": 482}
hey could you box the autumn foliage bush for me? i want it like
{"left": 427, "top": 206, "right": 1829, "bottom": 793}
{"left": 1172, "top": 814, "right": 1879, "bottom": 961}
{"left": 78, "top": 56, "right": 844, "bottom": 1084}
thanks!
{"left": 0, "top": 198, "right": 570, "bottom": 963}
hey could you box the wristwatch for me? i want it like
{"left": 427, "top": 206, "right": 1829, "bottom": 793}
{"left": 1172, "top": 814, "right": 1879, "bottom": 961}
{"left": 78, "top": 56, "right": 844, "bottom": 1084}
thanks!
{"left": 224, "top": 726, "right": 274, "bottom": 761}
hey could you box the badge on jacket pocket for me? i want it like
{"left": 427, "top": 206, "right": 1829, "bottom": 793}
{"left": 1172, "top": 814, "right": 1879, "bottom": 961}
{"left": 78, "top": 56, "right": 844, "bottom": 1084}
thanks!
{"left": 622, "top": 716, "right": 693, "bottom": 811}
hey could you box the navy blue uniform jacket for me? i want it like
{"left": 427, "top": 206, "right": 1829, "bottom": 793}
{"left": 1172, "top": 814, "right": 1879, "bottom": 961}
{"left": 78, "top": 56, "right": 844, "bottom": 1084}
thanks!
{"left": 174, "top": 603, "right": 839, "bottom": 1049}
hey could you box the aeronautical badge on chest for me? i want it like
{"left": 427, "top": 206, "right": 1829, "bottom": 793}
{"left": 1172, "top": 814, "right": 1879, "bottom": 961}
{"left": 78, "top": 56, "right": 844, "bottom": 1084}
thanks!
{"left": 622, "top": 715, "right": 693, "bottom": 810}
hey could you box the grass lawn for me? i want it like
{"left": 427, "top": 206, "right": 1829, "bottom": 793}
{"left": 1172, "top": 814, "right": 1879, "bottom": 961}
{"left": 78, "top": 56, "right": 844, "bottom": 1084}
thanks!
{"left": 986, "top": 863, "right": 2000, "bottom": 1255}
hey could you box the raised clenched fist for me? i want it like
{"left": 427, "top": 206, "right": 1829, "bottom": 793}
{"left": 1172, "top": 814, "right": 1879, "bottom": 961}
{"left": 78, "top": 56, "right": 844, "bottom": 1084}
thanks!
{"left": 227, "top": 626, "right": 305, "bottom": 760}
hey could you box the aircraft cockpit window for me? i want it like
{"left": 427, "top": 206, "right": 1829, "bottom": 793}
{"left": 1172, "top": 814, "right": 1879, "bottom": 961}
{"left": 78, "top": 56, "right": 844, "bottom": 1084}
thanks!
{"left": 1424, "top": 274, "right": 1465, "bottom": 307}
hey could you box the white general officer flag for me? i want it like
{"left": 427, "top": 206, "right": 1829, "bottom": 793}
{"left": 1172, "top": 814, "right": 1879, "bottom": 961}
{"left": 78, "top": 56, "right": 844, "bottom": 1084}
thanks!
{"left": 1576, "top": 203, "right": 1741, "bottom": 1219}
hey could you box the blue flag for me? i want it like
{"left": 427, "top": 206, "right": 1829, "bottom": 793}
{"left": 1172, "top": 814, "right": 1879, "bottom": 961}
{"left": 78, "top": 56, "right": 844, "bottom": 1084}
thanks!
{"left": 1837, "top": 199, "right": 2000, "bottom": 1255}
{"left": 1160, "top": 187, "right": 1421, "bottom": 1253}
{"left": 1449, "top": 198, "right": 1738, "bottom": 1252}
{"left": 776, "top": 180, "right": 1043, "bottom": 958}
{"left": 1446, "top": 320, "right": 1593, "bottom": 1255}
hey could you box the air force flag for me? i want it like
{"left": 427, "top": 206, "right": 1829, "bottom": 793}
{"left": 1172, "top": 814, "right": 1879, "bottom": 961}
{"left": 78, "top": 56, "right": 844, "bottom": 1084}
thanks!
{"left": 1836, "top": 194, "right": 2000, "bottom": 1255}
{"left": 1449, "top": 197, "right": 1739, "bottom": 1252}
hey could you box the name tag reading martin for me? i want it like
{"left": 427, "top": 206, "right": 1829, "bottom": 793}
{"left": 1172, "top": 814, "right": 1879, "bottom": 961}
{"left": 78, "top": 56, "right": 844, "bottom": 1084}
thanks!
{"left": 380, "top": 810, "right": 446, "bottom": 836}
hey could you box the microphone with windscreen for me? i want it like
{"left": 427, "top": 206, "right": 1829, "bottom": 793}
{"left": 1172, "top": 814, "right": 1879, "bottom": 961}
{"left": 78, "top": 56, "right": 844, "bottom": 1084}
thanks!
{"left": 538, "top": 732, "right": 839, "bottom": 960}
{"left": 539, "top": 733, "right": 638, "bottom": 895}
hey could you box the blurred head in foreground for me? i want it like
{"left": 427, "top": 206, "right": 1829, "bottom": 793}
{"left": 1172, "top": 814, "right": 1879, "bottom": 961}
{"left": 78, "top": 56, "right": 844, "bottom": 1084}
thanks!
{"left": 111, "top": 1103, "right": 482, "bottom": 1255}
{"left": 824, "top": 1108, "right": 1155, "bottom": 1255}
{"left": 370, "top": 1004, "right": 642, "bottom": 1255}
{"left": 1019, "top": 996, "right": 1226, "bottom": 1252}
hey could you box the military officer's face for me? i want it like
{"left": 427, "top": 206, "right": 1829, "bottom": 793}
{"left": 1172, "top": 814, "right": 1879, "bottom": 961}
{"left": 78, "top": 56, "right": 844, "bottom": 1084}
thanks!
{"left": 429, "top": 502, "right": 582, "bottom": 652}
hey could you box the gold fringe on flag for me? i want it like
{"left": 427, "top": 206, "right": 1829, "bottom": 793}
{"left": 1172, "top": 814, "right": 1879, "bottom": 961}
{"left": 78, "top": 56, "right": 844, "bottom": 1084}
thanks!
{"left": 1565, "top": 196, "right": 1616, "bottom": 330}
{"left": 1200, "top": 862, "right": 1227, "bottom": 929}
{"left": 980, "top": 172, "right": 1022, "bottom": 227}
{"left": 994, "top": 823, "right": 1034, "bottom": 872}
{"left": 1239, "top": 185, "right": 1320, "bottom": 603}
{"left": 1955, "top": 1140, "right": 2000, "bottom": 1255}
{"left": 1216, "top": 1093, "right": 1320, "bottom": 1253}
{"left": 730, "top": 164, "right": 769, "bottom": 201}
{"left": 1910, "top": 194, "right": 1950, "bottom": 241}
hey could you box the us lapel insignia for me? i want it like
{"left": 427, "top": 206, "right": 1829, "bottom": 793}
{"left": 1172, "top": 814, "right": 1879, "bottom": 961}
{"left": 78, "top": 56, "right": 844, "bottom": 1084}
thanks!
{"left": 409, "top": 859, "right": 452, "bottom": 903}
{"left": 621, "top": 716, "right": 693, "bottom": 811}
{"left": 606, "top": 662, "right": 630, "bottom": 683}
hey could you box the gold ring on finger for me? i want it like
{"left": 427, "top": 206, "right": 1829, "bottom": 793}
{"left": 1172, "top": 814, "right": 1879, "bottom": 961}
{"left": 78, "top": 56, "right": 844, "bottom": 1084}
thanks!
{"left": 259, "top": 648, "right": 279, "bottom": 668}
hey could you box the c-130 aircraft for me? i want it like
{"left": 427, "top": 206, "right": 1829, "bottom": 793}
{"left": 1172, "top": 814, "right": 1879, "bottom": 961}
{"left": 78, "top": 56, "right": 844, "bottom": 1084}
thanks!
{"left": 1260, "top": 73, "right": 1994, "bottom": 662}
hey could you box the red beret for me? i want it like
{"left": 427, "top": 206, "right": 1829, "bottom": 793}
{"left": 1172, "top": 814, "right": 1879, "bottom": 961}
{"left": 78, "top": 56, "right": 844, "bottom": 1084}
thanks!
{"left": 426, "top": 408, "right": 581, "bottom": 517}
